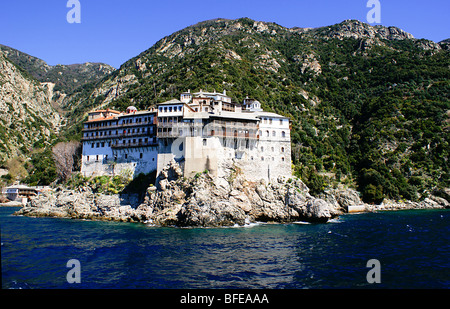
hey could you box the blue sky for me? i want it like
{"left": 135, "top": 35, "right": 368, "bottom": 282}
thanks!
{"left": 0, "top": 0, "right": 448, "bottom": 68}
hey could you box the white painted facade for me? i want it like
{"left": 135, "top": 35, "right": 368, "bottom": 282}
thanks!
{"left": 81, "top": 109, "right": 158, "bottom": 178}
{"left": 81, "top": 90, "right": 292, "bottom": 184}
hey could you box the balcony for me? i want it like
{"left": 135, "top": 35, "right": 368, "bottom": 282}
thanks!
{"left": 83, "top": 120, "right": 155, "bottom": 132}
{"left": 111, "top": 140, "right": 158, "bottom": 149}
{"left": 82, "top": 131, "right": 156, "bottom": 141}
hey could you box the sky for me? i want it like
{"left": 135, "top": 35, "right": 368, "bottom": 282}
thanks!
{"left": 0, "top": 0, "right": 448, "bottom": 68}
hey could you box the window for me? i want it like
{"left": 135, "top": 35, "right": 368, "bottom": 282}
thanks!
{"left": 282, "top": 157, "right": 285, "bottom": 162}
{"left": 261, "top": 146, "right": 264, "bottom": 152}
{"left": 280, "top": 119, "right": 283, "bottom": 126}
{"left": 281, "top": 131, "right": 286, "bottom": 138}
{"left": 101, "top": 142, "right": 105, "bottom": 147}
{"left": 140, "top": 153, "right": 143, "bottom": 159}
{"left": 96, "top": 142, "right": 99, "bottom": 148}
{"left": 87, "top": 156, "right": 90, "bottom": 162}
{"left": 266, "top": 130, "right": 269, "bottom": 137}
{"left": 271, "top": 147, "right": 274, "bottom": 152}
{"left": 269, "top": 119, "right": 272, "bottom": 124}
{"left": 281, "top": 147, "right": 285, "bottom": 153}
{"left": 272, "top": 131, "right": 276, "bottom": 137}
{"left": 96, "top": 155, "right": 99, "bottom": 161}
{"left": 125, "top": 154, "right": 128, "bottom": 159}
{"left": 261, "top": 157, "right": 264, "bottom": 161}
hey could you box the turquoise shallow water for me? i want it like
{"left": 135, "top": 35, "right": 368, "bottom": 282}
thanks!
{"left": 1, "top": 207, "right": 448, "bottom": 289}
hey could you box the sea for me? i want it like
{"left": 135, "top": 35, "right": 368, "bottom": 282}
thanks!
{"left": 1, "top": 207, "right": 448, "bottom": 290}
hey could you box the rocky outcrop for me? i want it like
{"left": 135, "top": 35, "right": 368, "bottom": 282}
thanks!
{"left": 16, "top": 161, "right": 342, "bottom": 226}
{"left": 15, "top": 161, "right": 448, "bottom": 226}
{"left": 138, "top": 160, "right": 342, "bottom": 226}
{"left": 367, "top": 196, "right": 449, "bottom": 212}
{"left": 15, "top": 186, "right": 143, "bottom": 222}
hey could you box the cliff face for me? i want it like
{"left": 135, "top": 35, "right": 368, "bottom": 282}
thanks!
{"left": 16, "top": 161, "right": 343, "bottom": 226}
{"left": 0, "top": 45, "right": 115, "bottom": 182}
{"left": 0, "top": 51, "right": 62, "bottom": 163}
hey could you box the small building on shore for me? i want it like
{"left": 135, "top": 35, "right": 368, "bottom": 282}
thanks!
{"left": 2, "top": 185, "right": 41, "bottom": 205}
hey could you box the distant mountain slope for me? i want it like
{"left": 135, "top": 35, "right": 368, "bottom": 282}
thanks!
{"left": 0, "top": 44, "right": 115, "bottom": 95}
{"left": 0, "top": 50, "right": 62, "bottom": 164}
{"left": 0, "top": 45, "right": 115, "bottom": 185}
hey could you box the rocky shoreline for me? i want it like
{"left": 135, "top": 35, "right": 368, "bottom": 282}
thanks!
{"left": 14, "top": 161, "right": 449, "bottom": 227}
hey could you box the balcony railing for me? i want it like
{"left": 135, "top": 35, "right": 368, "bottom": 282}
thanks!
{"left": 111, "top": 140, "right": 158, "bottom": 149}
{"left": 156, "top": 130, "right": 258, "bottom": 139}
{"left": 83, "top": 121, "right": 155, "bottom": 131}
{"left": 82, "top": 131, "right": 156, "bottom": 141}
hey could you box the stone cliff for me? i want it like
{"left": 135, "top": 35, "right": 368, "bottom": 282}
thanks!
{"left": 16, "top": 161, "right": 343, "bottom": 226}
{"left": 0, "top": 51, "right": 62, "bottom": 162}
{"left": 16, "top": 160, "right": 448, "bottom": 226}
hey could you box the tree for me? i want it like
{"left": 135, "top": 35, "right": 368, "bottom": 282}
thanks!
{"left": 52, "top": 141, "right": 81, "bottom": 183}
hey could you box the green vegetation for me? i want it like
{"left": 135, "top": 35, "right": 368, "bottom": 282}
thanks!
{"left": 66, "top": 171, "right": 156, "bottom": 196}
{"left": 23, "top": 149, "right": 57, "bottom": 186}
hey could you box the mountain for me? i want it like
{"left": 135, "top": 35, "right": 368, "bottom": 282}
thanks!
{"left": 60, "top": 18, "right": 448, "bottom": 203}
{"left": 0, "top": 50, "right": 61, "bottom": 178}
{"left": 0, "top": 44, "right": 115, "bottom": 95}
{"left": 3, "top": 18, "right": 449, "bottom": 203}
{"left": 0, "top": 46, "right": 114, "bottom": 185}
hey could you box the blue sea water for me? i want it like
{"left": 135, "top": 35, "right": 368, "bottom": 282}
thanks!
{"left": 1, "top": 207, "right": 448, "bottom": 289}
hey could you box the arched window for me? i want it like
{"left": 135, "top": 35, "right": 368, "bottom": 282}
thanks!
{"left": 281, "top": 131, "right": 286, "bottom": 138}
{"left": 281, "top": 147, "right": 285, "bottom": 153}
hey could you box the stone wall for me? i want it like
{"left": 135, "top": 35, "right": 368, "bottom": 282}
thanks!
{"left": 82, "top": 145, "right": 158, "bottom": 177}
